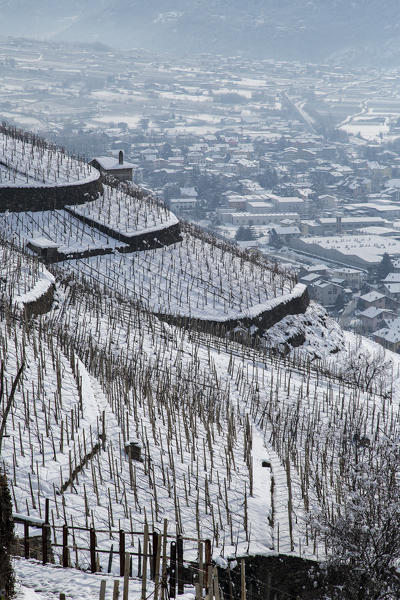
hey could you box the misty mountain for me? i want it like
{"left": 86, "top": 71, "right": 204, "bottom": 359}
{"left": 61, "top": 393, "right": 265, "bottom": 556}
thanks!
{"left": 2, "top": 0, "right": 400, "bottom": 65}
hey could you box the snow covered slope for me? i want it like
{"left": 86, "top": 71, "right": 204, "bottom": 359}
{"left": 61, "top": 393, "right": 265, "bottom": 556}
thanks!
{"left": 0, "top": 129, "right": 98, "bottom": 188}
{"left": 1, "top": 225, "right": 400, "bottom": 598}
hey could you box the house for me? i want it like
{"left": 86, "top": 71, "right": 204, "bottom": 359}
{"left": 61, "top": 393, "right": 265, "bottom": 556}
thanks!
{"left": 332, "top": 267, "right": 362, "bottom": 290}
{"left": 90, "top": 151, "right": 134, "bottom": 182}
{"left": 373, "top": 318, "right": 400, "bottom": 352}
{"left": 26, "top": 237, "right": 59, "bottom": 262}
{"left": 270, "top": 226, "right": 301, "bottom": 246}
{"left": 359, "top": 307, "right": 393, "bottom": 333}
{"left": 382, "top": 282, "right": 400, "bottom": 302}
{"left": 311, "top": 280, "right": 345, "bottom": 307}
{"left": 359, "top": 291, "right": 386, "bottom": 310}
{"left": 169, "top": 198, "right": 197, "bottom": 211}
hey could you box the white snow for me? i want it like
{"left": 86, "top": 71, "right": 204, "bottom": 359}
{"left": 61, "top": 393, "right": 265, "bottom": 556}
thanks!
{"left": 0, "top": 131, "right": 99, "bottom": 188}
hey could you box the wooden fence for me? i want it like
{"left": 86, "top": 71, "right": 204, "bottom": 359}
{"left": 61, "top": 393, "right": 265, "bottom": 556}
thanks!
{"left": 13, "top": 499, "right": 215, "bottom": 599}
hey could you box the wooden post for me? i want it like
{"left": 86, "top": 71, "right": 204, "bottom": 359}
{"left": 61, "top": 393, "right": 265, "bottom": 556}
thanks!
{"left": 107, "top": 543, "right": 114, "bottom": 574}
{"left": 154, "top": 530, "right": 162, "bottom": 600}
{"left": 195, "top": 582, "right": 202, "bottom": 600}
{"left": 205, "top": 539, "right": 212, "bottom": 595}
{"left": 90, "top": 527, "right": 97, "bottom": 573}
{"left": 177, "top": 534, "right": 184, "bottom": 595}
{"left": 141, "top": 522, "right": 149, "bottom": 600}
{"left": 227, "top": 563, "right": 234, "bottom": 600}
{"left": 99, "top": 580, "right": 107, "bottom": 600}
{"left": 119, "top": 529, "right": 125, "bottom": 577}
{"left": 60, "top": 594, "right": 66, "bottom": 600}
{"left": 151, "top": 531, "right": 159, "bottom": 581}
{"left": 161, "top": 519, "right": 168, "bottom": 599}
{"left": 62, "top": 525, "right": 68, "bottom": 567}
{"left": 207, "top": 565, "right": 213, "bottom": 600}
{"left": 213, "top": 567, "right": 220, "bottom": 600}
{"left": 112, "top": 580, "right": 120, "bottom": 600}
{"left": 198, "top": 541, "right": 204, "bottom": 592}
{"left": 169, "top": 540, "right": 177, "bottom": 599}
{"left": 24, "top": 522, "right": 29, "bottom": 559}
{"left": 42, "top": 523, "right": 49, "bottom": 565}
{"left": 123, "top": 553, "right": 130, "bottom": 600}
{"left": 241, "top": 560, "right": 246, "bottom": 600}
{"left": 45, "top": 498, "right": 50, "bottom": 525}
{"left": 137, "top": 539, "right": 142, "bottom": 578}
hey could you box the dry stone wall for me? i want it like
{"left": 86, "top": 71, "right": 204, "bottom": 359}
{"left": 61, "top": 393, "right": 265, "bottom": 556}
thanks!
{"left": 0, "top": 178, "right": 102, "bottom": 212}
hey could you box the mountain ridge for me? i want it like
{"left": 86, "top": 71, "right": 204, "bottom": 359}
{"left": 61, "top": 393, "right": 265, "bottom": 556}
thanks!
{"left": 2, "top": 1, "right": 400, "bottom": 65}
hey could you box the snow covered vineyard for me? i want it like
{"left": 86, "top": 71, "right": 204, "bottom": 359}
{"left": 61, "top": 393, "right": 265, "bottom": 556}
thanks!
{"left": 0, "top": 125, "right": 102, "bottom": 211}
{"left": 0, "top": 209, "right": 302, "bottom": 327}
{"left": 64, "top": 229, "right": 300, "bottom": 323}
{"left": 0, "top": 124, "right": 181, "bottom": 253}
{"left": 0, "top": 242, "right": 56, "bottom": 318}
{"left": 2, "top": 240, "right": 400, "bottom": 598}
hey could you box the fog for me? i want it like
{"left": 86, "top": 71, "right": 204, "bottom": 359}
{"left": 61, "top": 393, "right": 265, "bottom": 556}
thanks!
{"left": 2, "top": 0, "right": 400, "bottom": 65}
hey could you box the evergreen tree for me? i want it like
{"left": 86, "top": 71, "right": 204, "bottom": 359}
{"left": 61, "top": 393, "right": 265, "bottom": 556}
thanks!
{"left": 377, "top": 252, "right": 393, "bottom": 280}
{"left": 235, "top": 226, "right": 257, "bottom": 241}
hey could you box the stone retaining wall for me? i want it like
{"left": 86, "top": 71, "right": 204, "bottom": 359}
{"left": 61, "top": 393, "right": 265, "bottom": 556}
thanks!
{"left": 0, "top": 177, "right": 102, "bottom": 212}
{"left": 156, "top": 284, "right": 309, "bottom": 337}
{"left": 22, "top": 282, "right": 55, "bottom": 320}
{"left": 65, "top": 207, "right": 183, "bottom": 251}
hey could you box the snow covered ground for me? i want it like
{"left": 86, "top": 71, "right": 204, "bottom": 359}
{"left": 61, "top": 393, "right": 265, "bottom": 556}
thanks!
{"left": 64, "top": 232, "right": 295, "bottom": 320}
{"left": 2, "top": 228, "right": 400, "bottom": 598}
{"left": 0, "top": 243, "right": 53, "bottom": 305}
{"left": 68, "top": 184, "right": 178, "bottom": 238}
{"left": 0, "top": 130, "right": 99, "bottom": 188}
{"left": 0, "top": 210, "right": 126, "bottom": 254}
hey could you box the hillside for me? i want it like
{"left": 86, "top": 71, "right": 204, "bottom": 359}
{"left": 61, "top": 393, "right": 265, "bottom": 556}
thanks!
{"left": 1, "top": 128, "right": 400, "bottom": 598}
{"left": 2, "top": 0, "right": 400, "bottom": 65}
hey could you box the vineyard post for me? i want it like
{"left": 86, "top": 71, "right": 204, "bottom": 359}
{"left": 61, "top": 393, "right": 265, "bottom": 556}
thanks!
{"left": 154, "top": 530, "right": 162, "bottom": 600}
{"left": 112, "top": 580, "right": 119, "bottom": 600}
{"left": 24, "top": 521, "right": 29, "bottom": 559}
{"left": 161, "top": 519, "right": 168, "bottom": 598}
{"left": 119, "top": 529, "right": 125, "bottom": 576}
{"left": 169, "top": 540, "right": 177, "bottom": 599}
{"left": 198, "top": 541, "right": 204, "bottom": 591}
{"left": 141, "top": 522, "right": 149, "bottom": 600}
{"left": 107, "top": 544, "right": 114, "bottom": 573}
{"left": 62, "top": 524, "right": 68, "bottom": 567}
{"left": 177, "top": 534, "right": 184, "bottom": 595}
{"left": 205, "top": 539, "right": 212, "bottom": 595}
{"left": 90, "top": 527, "right": 96, "bottom": 573}
{"left": 123, "top": 554, "right": 130, "bottom": 600}
{"left": 99, "top": 580, "right": 106, "bottom": 600}
{"left": 213, "top": 567, "right": 220, "bottom": 600}
{"left": 241, "top": 560, "right": 246, "bottom": 600}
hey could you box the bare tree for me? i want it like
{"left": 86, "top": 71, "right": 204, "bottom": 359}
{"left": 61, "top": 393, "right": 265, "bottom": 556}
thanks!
{"left": 313, "top": 444, "right": 400, "bottom": 599}
{"left": 343, "top": 339, "right": 392, "bottom": 397}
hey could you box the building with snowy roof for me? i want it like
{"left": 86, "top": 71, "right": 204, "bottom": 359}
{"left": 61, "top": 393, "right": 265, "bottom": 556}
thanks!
{"left": 90, "top": 151, "right": 134, "bottom": 182}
